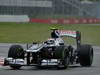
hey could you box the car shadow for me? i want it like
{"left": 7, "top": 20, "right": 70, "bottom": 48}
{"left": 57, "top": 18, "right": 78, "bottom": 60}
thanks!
{"left": 3, "top": 65, "right": 81, "bottom": 71}
{"left": 3, "top": 64, "right": 95, "bottom": 71}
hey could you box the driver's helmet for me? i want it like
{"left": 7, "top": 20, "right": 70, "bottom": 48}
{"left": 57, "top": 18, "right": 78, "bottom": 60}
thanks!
{"left": 45, "top": 38, "right": 55, "bottom": 45}
{"left": 50, "top": 27, "right": 58, "bottom": 30}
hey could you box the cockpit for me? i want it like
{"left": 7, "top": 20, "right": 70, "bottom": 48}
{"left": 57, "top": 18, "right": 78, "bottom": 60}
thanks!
{"left": 45, "top": 38, "right": 55, "bottom": 45}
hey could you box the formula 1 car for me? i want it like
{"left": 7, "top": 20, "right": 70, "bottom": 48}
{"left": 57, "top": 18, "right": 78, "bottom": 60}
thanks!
{"left": 4, "top": 28, "right": 93, "bottom": 69}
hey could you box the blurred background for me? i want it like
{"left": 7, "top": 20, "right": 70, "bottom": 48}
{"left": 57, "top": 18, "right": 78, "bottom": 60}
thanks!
{"left": 0, "top": 0, "right": 100, "bottom": 45}
{"left": 0, "top": 0, "right": 99, "bottom": 19}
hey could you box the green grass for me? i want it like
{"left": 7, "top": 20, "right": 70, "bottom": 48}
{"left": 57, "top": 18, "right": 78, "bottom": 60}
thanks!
{"left": 0, "top": 22, "right": 100, "bottom": 46}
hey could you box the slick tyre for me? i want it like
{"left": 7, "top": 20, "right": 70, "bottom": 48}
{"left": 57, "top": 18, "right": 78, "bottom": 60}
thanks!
{"left": 78, "top": 44, "right": 93, "bottom": 67}
{"left": 8, "top": 45, "right": 24, "bottom": 59}
{"left": 8, "top": 45, "right": 24, "bottom": 69}
{"left": 55, "top": 46, "right": 66, "bottom": 59}
{"left": 57, "top": 48, "right": 69, "bottom": 69}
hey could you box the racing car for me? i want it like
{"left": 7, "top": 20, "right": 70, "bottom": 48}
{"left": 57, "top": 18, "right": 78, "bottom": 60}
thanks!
{"left": 4, "top": 28, "right": 93, "bottom": 69}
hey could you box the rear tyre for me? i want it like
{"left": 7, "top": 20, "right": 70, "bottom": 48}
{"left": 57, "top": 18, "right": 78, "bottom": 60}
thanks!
{"left": 78, "top": 44, "right": 93, "bottom": 67}
{"left": 56, "top": 47, "right": 69, "bottom": 69}
{"left": 57, "top": 55, "right": 69, "bottom": 69}
{"left": 55, "top": 46, "right": 66, "bottom": 59}
{"left": 8, "top": 45, "right": 24, "bottom": 69}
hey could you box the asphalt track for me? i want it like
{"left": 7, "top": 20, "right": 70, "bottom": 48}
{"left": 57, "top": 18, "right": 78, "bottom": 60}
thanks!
{"left": 0, "top": 43, "right": 100, "bottom": 75}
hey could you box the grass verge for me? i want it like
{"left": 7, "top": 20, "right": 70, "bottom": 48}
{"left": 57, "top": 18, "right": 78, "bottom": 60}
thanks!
{"left": 0, "top": 22, "right": 100, "bottom": 46}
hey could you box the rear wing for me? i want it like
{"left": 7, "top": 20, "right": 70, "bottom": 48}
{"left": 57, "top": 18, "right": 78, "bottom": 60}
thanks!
{"left": 58, "top": 30, "right": 81, "bottom": 39}
{"left": 58, "top": 30, "right": 76, "bottom": 38}
{"left": 58, "top": 30, "right": 81, "bottom": 48}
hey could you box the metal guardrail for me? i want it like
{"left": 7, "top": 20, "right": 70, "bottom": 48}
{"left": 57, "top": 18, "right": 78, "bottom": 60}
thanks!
{"left": 62, "top": 0, "right": 95, "bottom": 17}
{"left": 0, "top": 0, "right": 52, "bottom": 7}
{"left": 0, "top": 0, "right": 97, "bottom": 18}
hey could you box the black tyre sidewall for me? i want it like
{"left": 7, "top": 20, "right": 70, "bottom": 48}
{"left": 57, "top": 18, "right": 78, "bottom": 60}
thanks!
{"left": 57, "top": 49, "right": 69, "bottom": 69}
{"left": 8, "top": 45, "right": 24, "bottom": 59}
{"left": 78, "top": 44, "right": 93, "bottom": 66}
{"left": 54, "top": 46, "right": 66, "bottom": 59}
{"left": 8, "top": 45, "right": 24, "bottom": 69}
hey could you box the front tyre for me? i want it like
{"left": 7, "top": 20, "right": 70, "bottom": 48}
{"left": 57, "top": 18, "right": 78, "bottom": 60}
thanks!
{"left": 78, "top": 44, "right": 93, "bottom": 67}
{"left": 8, "top": 45, "right": 24, "bottom": 69}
